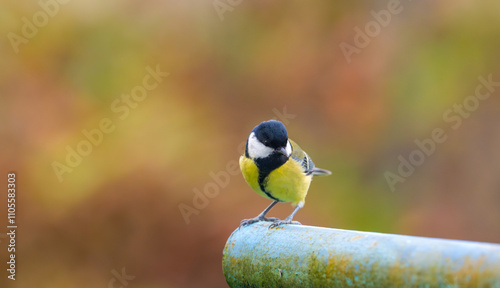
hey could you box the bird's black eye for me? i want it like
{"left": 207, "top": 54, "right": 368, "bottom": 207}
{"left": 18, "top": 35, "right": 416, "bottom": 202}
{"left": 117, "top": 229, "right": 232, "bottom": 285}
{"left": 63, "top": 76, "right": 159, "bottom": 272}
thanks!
{"left": 260, "top": 132, "right": 270, "bottom": 145}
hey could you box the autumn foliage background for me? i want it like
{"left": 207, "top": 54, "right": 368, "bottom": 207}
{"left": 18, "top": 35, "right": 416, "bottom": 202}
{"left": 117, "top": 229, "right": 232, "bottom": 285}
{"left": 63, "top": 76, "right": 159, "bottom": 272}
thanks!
{"left": 1, "top": 1, "right": 500, "bottom": 287}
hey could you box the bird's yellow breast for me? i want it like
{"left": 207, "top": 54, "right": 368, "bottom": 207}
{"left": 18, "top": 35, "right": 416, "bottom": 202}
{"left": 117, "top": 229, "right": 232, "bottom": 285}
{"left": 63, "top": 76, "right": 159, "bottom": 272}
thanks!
{"left": 239, "top": 156, "right": 312, "bottom": 205}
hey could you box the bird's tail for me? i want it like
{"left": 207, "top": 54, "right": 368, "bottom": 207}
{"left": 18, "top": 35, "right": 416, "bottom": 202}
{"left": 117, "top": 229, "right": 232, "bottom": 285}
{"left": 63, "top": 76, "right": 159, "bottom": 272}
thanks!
{"left": 310, "top": 167, "right": 332, "bottom": 176}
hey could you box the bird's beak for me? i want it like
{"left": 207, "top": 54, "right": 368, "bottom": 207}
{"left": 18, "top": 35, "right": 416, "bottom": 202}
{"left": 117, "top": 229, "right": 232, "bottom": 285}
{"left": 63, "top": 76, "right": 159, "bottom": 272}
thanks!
{"left": 278, "top": 147, "right": 288, "bottom": 157}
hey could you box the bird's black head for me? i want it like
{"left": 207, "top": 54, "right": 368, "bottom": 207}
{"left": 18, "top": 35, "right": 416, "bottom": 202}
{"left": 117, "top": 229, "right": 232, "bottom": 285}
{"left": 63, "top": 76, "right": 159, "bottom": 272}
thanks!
{"left": 245, "top": 120, "right": 292, "bottom": 161}
{"left": 252, "top": 120, "right": 288, "bottom": 150}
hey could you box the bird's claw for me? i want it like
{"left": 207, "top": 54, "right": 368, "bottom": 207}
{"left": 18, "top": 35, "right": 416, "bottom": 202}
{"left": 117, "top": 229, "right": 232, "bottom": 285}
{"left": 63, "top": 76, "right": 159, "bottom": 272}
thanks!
{"left": 239, "top": 216, "right": 281, "bottom": 228}
{"left": 268, "top": 219, "right": 302, "bottom": 229}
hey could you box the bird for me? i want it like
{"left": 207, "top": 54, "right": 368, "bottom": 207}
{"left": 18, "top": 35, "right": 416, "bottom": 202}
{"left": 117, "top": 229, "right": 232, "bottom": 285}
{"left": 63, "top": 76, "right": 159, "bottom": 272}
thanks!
{"left": 239, "top": 120, "right": 331, "bottom": 228}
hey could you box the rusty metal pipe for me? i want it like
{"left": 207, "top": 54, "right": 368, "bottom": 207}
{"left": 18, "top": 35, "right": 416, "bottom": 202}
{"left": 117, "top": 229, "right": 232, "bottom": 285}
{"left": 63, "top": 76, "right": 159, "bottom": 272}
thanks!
{"left": 222, "top": 222, "right": 500, "bottom": 287}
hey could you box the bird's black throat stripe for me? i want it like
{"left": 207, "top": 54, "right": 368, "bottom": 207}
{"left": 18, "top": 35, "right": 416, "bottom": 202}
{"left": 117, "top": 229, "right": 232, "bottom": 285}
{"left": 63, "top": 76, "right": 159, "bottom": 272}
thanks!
{"left": 255, "top": 153, "right": 289, "bottom": 202}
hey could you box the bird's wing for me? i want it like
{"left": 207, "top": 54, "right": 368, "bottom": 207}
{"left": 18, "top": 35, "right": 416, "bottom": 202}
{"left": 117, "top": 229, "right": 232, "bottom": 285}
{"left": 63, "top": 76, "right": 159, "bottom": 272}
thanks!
{"left": 289, "top": 139, "right": 316, "bottom": 175}
{"left": 289, "top": 139, "right": 331, "bottom": 176}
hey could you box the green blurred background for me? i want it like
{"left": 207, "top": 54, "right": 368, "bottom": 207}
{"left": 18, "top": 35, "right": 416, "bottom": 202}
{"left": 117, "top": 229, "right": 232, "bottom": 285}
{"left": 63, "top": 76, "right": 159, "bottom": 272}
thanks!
{"left": 1, "top": 0, "right": 500, "bottom": 287}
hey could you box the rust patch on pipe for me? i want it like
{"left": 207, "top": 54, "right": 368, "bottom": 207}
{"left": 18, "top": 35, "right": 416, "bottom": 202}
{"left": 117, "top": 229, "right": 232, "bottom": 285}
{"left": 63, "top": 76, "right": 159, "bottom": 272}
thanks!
{"left": 348, "top": 235, "right": 363, "bottom": 241}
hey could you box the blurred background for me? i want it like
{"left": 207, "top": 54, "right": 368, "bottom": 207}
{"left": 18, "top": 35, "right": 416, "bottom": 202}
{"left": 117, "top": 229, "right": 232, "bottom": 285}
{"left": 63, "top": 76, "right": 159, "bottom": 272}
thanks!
{"left": 1, "top": 0, "right": 500, "bottom": 287}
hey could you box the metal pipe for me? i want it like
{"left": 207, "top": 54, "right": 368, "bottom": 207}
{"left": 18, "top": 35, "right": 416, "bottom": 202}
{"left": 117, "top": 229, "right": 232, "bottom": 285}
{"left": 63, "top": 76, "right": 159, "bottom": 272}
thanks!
{"left": 222, "top": 222, "right": 500, "bottom": 287}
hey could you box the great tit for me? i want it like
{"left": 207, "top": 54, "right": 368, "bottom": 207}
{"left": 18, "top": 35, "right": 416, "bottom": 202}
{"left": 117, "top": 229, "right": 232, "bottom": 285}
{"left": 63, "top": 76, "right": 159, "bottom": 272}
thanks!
{"left": 239, "top": 120, "right": 331, "bottom": 228}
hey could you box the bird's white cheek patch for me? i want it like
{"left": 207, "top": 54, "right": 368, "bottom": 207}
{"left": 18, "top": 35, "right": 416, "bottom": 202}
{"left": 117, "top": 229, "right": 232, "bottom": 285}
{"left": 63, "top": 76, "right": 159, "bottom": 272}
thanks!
{"left": 248, "top": 132, "right": 274, "bottom": 159}
{"left": 285, "top": 141, "right": 292, "bottom": 157}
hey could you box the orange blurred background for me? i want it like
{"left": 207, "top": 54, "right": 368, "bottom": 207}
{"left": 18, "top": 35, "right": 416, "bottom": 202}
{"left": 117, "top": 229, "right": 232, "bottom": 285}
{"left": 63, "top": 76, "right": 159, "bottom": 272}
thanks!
{"left": 1, "top": 1, "right": 500, "bottom": 287}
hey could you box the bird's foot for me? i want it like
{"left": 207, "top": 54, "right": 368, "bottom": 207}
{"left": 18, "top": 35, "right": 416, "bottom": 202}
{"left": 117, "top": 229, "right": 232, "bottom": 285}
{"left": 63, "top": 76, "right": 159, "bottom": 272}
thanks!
{"left": 239, "top": 216, "right": 281, "bottom": 228}
{"left": 269, "top": 219, "right": 302, "bottom": 229}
